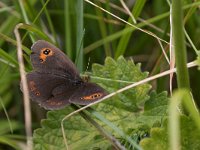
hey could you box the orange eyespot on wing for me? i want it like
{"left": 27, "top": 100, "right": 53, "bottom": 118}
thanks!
{"left": 29, "top": 81, "right": 37, "bottom": 91}
{"left": 39, "top": 48, "right": 53, "bottom": 63}
{"left": 80, "top": 92, "right": 103, "bottom": 101}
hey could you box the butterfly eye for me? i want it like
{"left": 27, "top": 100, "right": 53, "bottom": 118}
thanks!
{"left": 43, "top": 48, "right": 51, "bottom": 55}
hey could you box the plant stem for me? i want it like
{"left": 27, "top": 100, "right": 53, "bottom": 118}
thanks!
{"left": 172, "top": 0, "right": 190, "bottom": 89}
{"left": 76, "top": 0, "right": 84, "bottom": 72}
{"left": 64, "top": 0, "right": 72, "bottom": 58}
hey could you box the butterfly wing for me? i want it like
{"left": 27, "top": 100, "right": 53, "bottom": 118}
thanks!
{"left": 30, "top": 40, "right": 81, "bottom": 81}
{"left": 39, "top": 93, "right": 71, "bottom": 110}
{"left": 26, "top": 72, "right": 79, "bottom": 110}
{"left": 69, "top": 82, "right": 108, "bottom": 105}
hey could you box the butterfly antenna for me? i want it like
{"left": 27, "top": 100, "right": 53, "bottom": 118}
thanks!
{"left": 85, "top": 57, "right": 91, "bottom": 73}
{"left": 81, "top": 57, "right": 91, "bottom": 82}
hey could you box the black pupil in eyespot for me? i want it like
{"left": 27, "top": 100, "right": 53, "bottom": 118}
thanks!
{"left": 94, "top": 95, "right": 98, "bottom": 98}
{"left": 43, "top": 49, "right": 50, "bottom": 55}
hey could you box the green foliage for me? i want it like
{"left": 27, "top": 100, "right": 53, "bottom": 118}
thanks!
{"left": 196, "top": 55, "right": 200, "bottom": 70}
{"left": 0, "top": 120, "right": 23, "bottom": 150}
{"left": 0, "top": 0, "right": 200, "bottom": 149}
{"left": 92, "top": 56, "right": 151, "bottom": 112}
{"left": 34, "top": 108, "right": 111, "bottom": 150}
{"left": 33, "top": 56, "right": 169, "bottom": 150}
{"left": 135, "top": 91, "right": 168, "bottom": 127}
{"left": 140, "top": 116, "right": 200, "bottom": 150}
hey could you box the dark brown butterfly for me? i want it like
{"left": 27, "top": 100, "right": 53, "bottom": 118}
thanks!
{"left": 21, "top": 40, "right": 107, "bottom": 110}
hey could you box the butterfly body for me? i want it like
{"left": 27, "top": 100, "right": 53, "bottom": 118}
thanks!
{"left": 22, "top": 40, "right": 107, "bottom": 110}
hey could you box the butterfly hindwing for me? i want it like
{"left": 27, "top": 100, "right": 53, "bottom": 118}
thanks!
{"left": 26, "top": 72, "right": 79, "bottom": 109}
{"left": 69, "top": 82, "right": 107, "bottom": 105}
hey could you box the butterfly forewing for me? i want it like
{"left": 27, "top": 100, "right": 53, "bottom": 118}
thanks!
{"left": 31, "top": 40, "right": 81, "bottom": 81}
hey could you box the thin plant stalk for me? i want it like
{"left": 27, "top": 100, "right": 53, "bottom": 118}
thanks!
{"left": 76, "top": 0, "right": 84, "bottom": 72}
{"left": 172, "top": 0, "right": 190, "bottom": 89}
{"left": 14, "top": 23, "right": 32, "bottom": 150}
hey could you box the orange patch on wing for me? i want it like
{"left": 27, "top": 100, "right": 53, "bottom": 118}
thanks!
{"left": 46, "top": 100, "right": 63, "bottom": 106}
{"left": 39, "top": 48, "right": 53, "bottom": 63}
{"left": 81, "top": 92, "right": 103, "bottom": 101}
{"left": 29, "top": 81, "right": 40, "bottom": 96}
{"left": 29, "top": 81, "right": 37, "bottom": 91}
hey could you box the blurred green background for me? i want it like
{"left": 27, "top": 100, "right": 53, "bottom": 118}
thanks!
{"left": 0, "top": 0, "right": 200, "bottom": 149}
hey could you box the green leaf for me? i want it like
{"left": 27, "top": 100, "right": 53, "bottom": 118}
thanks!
{"left": 0, "top": 136, "right": 21, "bottom": 150}
{"left": 0, "top": 120, "right": 22, "bottom": 135}
{"left": 92, "top": 56, "right": 151, "bottom": 112}
{"left": 92, "top": 91, "right": 169, "bottom": 149}
{"left": 140, "top": 116, "right": 200, "bottom": 150}
{"left": 33, "top": 108, "right": 111, "bottom": 150}
{"left": 0, "top": 48, "right": 18, "bottom": 68}
{"left": 0, "top": 120, "right": 24, "bottom": 150}
{"left": 144, "top": 91, "right": 168, "bottom": 117}
{"left": 135, "top": 91, "right": 168, "bottom": 127}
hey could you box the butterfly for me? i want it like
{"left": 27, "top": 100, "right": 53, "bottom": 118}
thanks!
{"left": 21, "top": 40, "right": 107, "bottom": 110}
